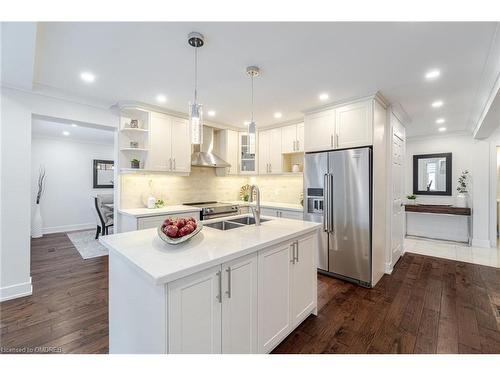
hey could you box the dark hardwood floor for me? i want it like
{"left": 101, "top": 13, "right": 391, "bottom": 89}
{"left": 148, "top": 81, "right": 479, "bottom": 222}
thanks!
{"left": 0, "top": 232, "right": 108, "bottom": 354}
{"left": 1, "top": 233, "right": 499, "bottom": 354}
{"left": 273, "top": 253, "right": 500, "bottom": 354}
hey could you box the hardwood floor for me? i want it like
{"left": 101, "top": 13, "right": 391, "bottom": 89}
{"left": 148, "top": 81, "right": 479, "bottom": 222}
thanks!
{"left": 272, "top": 252, "right": 500, "bottom": 354}
{"left": 1, "top": 234, "right": 499, "bottom": 354}
{"left": 0, "top": 233, "right": 108, "bottom": 354}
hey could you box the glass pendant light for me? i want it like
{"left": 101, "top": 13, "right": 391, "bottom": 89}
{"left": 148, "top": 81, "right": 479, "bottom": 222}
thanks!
{"left": 246, "top": 66, "right": 260, "bottom": 146}
{"left": 188, "top": 32, "right": 204, "bottom": 145}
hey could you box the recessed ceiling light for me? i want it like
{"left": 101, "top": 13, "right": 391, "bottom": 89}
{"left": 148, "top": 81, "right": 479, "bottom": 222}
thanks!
{"left": 431, "top": 100, "right": 443, "bottom": 108}
{"left": 319, "top": 93, "right": 329, "bottom": 101}
{"left": 436, "top": 118, "right": 445, "bottom": 124}
{"left": 438, "top": 127, "right": 447, "bottom": 132}
{"left": 207, "top": 110, "right": 216, "bottom": 117}
{"left": 71, "top": 123, "right": 78, "bottom": 128}
{"left": 274, "top": 112, "right": 282, "bottom": 119}
{"left": 80, "top": 71, "right": 95, "bottom": 83}
{"left": 62, "top": 131, "right": 70, "bottom": 136}
{"left": 156, "top": 94, "right": 167, "bottom": 103}
{"left": 425, "top": 69, "right": 440, "bottom": 80}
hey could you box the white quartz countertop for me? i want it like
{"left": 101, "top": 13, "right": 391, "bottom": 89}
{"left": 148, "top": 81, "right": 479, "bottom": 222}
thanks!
{"left": 227, "top": 200, "right": 303, "bottom": 212}
{"left": 118, "top": 205, "right": 202, "bottom": 218}
{"left": 100, "top": 214, "right": 320, "bottom": 285}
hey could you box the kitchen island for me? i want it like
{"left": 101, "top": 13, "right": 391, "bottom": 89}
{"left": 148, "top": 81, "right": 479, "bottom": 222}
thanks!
{"left": 100, "top": 214, "right": 321, "bottom": 354}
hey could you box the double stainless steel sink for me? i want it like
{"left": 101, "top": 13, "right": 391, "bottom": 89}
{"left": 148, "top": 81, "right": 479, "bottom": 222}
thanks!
{"left": 205, "top": 216, "right": 271, "bottom": 231}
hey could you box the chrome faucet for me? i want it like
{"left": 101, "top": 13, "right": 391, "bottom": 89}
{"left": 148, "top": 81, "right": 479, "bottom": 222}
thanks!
{"left": 249, "top": 184, "right": 261, "bottom": 226}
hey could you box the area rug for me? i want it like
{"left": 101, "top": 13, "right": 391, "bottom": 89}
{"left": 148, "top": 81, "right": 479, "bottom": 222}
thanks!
{"left": 67, "top": 229, "right": 111, "bottom": 259}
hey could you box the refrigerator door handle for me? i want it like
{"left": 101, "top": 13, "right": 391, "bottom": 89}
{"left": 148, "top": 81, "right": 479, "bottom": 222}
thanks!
{"left": 329, "top": 173, "right": 334, "bottom": 233}
{"left": 323, "top": 174, "right": 329, "bottom": 232}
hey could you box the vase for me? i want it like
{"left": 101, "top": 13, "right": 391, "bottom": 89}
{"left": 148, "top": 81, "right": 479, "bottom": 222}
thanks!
{"left": 456, "top": 193, "right": 468, "bottom": 208}
{"left": 32, "top": 203, "right": 43, "bottom": 238}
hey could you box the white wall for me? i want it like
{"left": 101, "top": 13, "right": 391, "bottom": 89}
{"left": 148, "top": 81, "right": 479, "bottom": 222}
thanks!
{"left": 32, "top": 136, "right": 114, "bottom": 234}
{"left": 0, "top": 86, "right": 118, "bottom": 302}
{"left": 406, "top": 133, "right": 490, "bottom": 247}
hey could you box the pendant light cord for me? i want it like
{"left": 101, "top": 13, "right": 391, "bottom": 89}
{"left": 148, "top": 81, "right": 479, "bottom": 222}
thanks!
{"left": 194, "top": 45, "right": 198, "bottom": 103}
{"left": 251, "top": 74, "right": 254, "bottom": 122}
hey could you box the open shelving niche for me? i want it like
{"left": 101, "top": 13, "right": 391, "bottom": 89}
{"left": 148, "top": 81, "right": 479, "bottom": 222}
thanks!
{"left": 119, "top": 107, "right": 150, "bottom": 172}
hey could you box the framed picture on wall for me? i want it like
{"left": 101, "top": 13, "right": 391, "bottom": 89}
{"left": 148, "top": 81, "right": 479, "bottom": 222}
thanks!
{"left": 93, "top": 159, "right": 114, "bottom": 188}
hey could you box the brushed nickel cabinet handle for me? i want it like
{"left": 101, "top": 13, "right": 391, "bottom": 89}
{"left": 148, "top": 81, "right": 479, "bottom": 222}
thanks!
{"left": 330, "top": 134, "right": 334, "bottom": 148}
{"left": 216, "top": 270, "right": 222, "bottom": 303}
{"left": 290, "top": 243, "right": 295, "bottom": 264}
{"left": 225, "top": 267, "right": 232, "bottom": 298}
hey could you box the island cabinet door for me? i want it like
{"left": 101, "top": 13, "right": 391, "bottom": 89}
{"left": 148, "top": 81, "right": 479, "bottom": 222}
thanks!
{"left": 167, "top": 265, "right": 222, "bottom": 353}
{"left": 290, "top": 235, "right": 316, "bottom": 326}
{"left": 257, "top": 242, "right": 293, "bottom": 353}
{"left": 221, "top": 253, "right": 258, "bottom": 354}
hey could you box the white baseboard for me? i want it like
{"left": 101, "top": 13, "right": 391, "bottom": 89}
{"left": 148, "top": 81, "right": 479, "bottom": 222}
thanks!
{"left": 471, "top": 238, "right": 493, "bottom": 248}
{"left": 384, "top": 262, "right": 393, "bottom": 274}
{"left": 42, "top": 222, "right": 95, "bottom": 234}
{"left": 0, "top": 278, "right": 32, "bottom": 302}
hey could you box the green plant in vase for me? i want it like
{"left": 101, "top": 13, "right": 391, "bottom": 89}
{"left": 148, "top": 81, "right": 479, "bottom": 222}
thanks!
{"left": 131, "top": 158, "right": 140, "bottom": 169}
{"left": 406, "top": 195, "right": 417, "bottom": 205}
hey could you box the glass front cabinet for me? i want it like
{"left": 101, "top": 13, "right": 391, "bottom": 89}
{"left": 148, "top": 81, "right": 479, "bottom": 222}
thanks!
{"left": 239, "top": 132, "right": 257, "bottom": 174}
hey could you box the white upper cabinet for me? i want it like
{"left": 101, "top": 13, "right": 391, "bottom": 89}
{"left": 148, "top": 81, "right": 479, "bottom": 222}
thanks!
{"left": 167, "top": 265, "right": 222, "bottom": 354}
{"left": 335, "top": 100, "right": 373, "bottom": 149}
{"left": 304, "top": 98, "right": 376, "bottom": 153}
{"left": 296, "top": 122, "right": 304, "bottom": 152}
{"left": 281, "top": 122, "right": 304, "bottom": 153}
{"left": 147, "top": 112, "right": 191, "bottom": 173}
{"left": 239, "top": 132, "right": 257, "bottom": 174}
{"left": 259, "top": 128, "right": 282, "bottom": 174}
{"left": 170, "top": 117, "right": 191, "bottom": 172}
{"left": 304, "top": 109, "right": 335, "bottom": 152}
{"left": 148, "top": 112, "right": 172, "bottom": 171}
{"left": 226, "top": 130, "right": 239, "bottom": 175}
{"left": 221, "top": 253, "right": 258, "bottom": 354}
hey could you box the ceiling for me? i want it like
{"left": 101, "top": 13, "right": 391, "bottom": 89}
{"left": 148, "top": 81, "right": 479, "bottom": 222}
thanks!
{"left": 32, "top": 118, "right": 114, "bottom": 144}
{"left": 8, "top": 22, "right": 500, "bottom": 137}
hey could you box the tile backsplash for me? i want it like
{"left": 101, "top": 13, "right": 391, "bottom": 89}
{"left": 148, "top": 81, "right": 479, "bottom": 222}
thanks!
{"left": 121, "top": 168, "right": 303, "bottom": 208}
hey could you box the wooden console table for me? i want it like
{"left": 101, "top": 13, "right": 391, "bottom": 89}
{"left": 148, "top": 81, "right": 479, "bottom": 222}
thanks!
{"left": 404, "top": 204, "right": 472, "bottom": 245}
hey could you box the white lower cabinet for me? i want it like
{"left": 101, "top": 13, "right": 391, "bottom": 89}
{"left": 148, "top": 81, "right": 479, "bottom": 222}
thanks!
{"left": 260, "top": 207, "right": 303, "bottom": 220}
{"left": 221, "top": 253, "right": 258, "bottom": 354}
{"left": 166, "top": 234, "right": 317, "bottom": 354}
{"left": 257, "top": 242, "right": 292, "bottom": 353}
{"left": 257, "top": 234, "right": 316, "bottom": 353}
{"left": 167, "top": 265, "right": 222, "bottom": 354}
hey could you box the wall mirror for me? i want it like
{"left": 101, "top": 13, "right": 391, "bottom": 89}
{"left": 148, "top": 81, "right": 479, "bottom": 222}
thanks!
{"left": 93, "top": 159, "right": 114, "bottom": 189}
{"left": 413, "top": 153, "right": 452, "bottom": 196}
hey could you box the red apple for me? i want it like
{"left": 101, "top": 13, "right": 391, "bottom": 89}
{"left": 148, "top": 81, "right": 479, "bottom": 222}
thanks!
{"left": 175, "top": 219, "right": 186, "bottom": 229}
{"left": 186, "top": 220, "right": 197, "bottom": 229}
{"left": 165, "top": 225, "right": 178, "bottom": 238}
{"left": 179, "top": 224, "right": 194, "bottom": 237}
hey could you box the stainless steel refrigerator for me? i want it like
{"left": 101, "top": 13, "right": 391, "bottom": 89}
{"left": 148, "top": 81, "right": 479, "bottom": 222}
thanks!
{"left": 304, "top": 147, "right": 372, "bottom": 287}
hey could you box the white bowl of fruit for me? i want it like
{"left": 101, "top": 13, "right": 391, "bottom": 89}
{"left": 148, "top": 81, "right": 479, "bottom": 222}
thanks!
{"left": 157, "top": 217, "right": 203, "bottom": 245}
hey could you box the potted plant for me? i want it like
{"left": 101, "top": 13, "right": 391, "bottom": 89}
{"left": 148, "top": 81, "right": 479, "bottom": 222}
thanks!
{"left": 456, "top": 170, "right": 469, "bottom": 208}
{"left": 406, "top": 195, "right": 417, "bottom": 205}
{"left": 131, "top": 158, "right": 140, "bottom": 169}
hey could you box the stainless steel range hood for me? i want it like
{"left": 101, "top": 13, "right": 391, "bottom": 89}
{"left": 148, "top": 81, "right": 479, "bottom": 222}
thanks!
{"left": 191, "top": 126, "right": 231, "bottom": 168}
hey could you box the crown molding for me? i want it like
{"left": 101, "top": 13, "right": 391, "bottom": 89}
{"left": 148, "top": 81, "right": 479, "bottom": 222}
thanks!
{"left": 406, "top": 129, "right": 472, "bottom": 142}
{"left": 302, "top": 91, "right": 389, "bottom": 115}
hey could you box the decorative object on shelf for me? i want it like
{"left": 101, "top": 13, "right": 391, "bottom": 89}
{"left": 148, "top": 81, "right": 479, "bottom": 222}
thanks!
{"left": 129, "top": 141, "right": 139, "bottom": 148}
{"left": 32, "top": 166, "right": 46, "bottom": 238}
{"left": 246, "top": 65, "right": 260, "bottom": 139}
{"left": 188, "top": 32, "right": 204, "bottom": 145}
{"left": 406, "top": 195, "right": 417, "bottom": 205}
{"left": 147, "top": 196, "right": 156, "bottom": 209}
{"left": 456, "top": 170, "right": 469, "bottom": 208}
{"left": 300, "top": 192, "right": 304, "bottom": 207}
{"left": 93, "top": 159, "right": 114, "bottom": 188}
{"left": 155, "top": 199, "right": 165, "bottom": 209}
{"left": 158, "top": 217, "right": 203, "bottom": 245}
{"left": 292, "top": 163, "right": 300, "bottom": 173}
{"left": 130, "top": 119, "right": 139, "bottom": 128}
{"left": 130, "top": 159, "right": 140, "bottom": 169}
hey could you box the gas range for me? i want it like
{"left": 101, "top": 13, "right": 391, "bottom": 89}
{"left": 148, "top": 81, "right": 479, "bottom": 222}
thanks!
{"left": 183, "top": 201, "right": 239, "bottom": 220}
